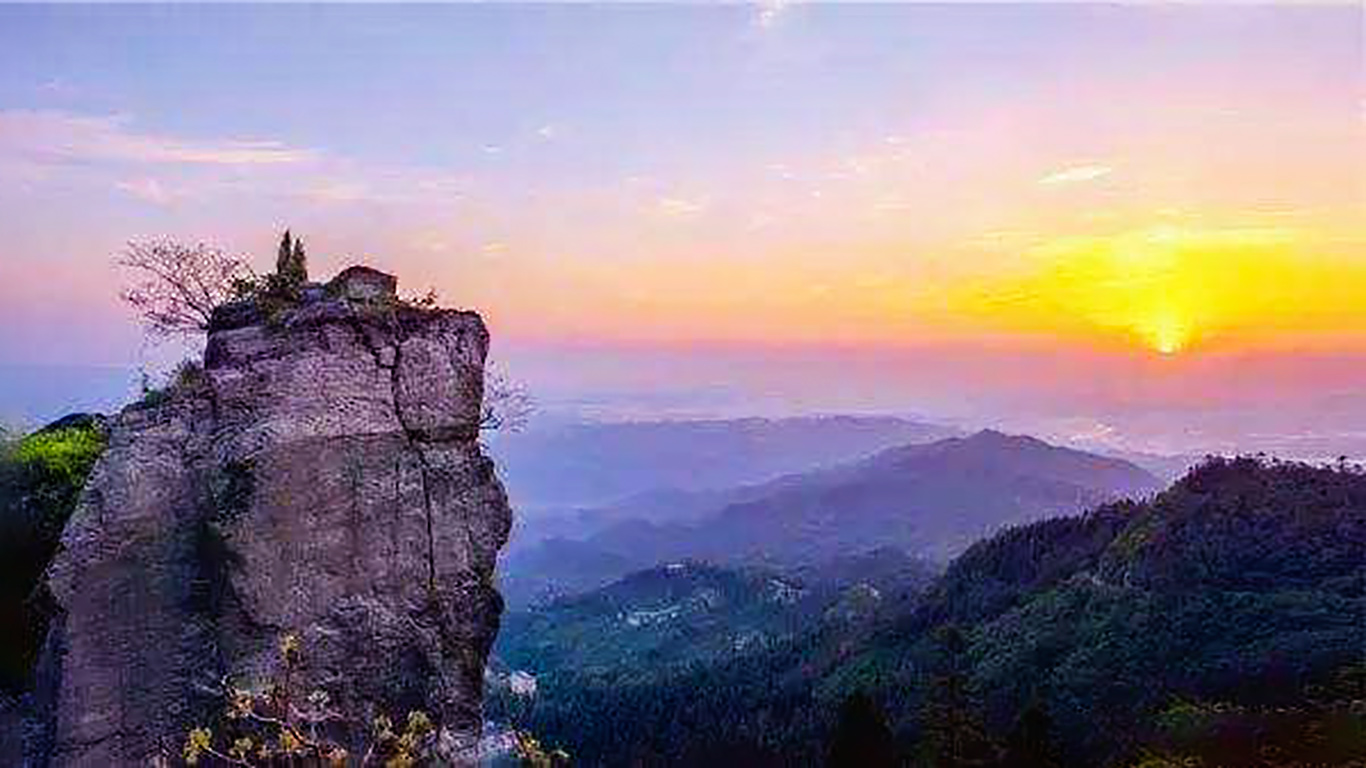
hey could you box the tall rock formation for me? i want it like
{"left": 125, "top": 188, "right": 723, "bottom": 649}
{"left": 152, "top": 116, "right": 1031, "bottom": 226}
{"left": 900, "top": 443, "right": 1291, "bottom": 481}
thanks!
{"left": 36, "top": 267, "right": 513, "bottom": 766}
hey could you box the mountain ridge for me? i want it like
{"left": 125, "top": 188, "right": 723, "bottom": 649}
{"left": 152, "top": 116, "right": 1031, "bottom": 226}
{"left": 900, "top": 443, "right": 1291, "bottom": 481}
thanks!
{"left": 500, "top": 429, "right": 1160, "bottom": 607}
{"left": 489, "top": 414, "right": 960, "bottom": 509}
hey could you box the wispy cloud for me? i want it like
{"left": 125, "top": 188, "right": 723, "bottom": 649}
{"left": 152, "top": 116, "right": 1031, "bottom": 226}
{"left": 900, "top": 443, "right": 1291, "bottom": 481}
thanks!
{"left": 37, "top": 78, "right": 78, "bottom": 97}
{"left": 301, "top": 179, "right": 374, "bottom": 204}
{"left": 654, "top": 196, "right": 708, "bottom": 220}
{"left": 115, "top": 177, "right": 179, "bottom": 205}
{"left": 755, "top": 0, "right": 791, "bottom": 29}
{"left": 0, "top": 110, "right": 315, "bottom": 167}
{"left": 1037, "top": 163, "right": 1113, "bottom": 186}
{"left": 0, "top": 109, "right": 485, "bottom": 209}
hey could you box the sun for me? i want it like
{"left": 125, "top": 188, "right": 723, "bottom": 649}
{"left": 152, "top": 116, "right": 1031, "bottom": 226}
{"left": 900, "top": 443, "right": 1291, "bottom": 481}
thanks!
{"left": 1140, "top": 311, "right": 1190, "bottom": 356}
{"left": 942, "top": 223, "right": 1366, "bottom": 357}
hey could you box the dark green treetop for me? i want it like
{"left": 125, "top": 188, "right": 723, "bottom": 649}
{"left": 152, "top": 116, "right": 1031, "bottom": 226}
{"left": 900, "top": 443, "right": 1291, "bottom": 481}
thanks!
{"left": 275, "top": 229, "right": 308, "bottom": 287}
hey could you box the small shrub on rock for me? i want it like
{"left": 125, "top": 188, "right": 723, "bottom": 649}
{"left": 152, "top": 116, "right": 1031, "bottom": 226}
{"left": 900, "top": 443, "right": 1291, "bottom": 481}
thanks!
{"left": 182, "top": 634, "right": 437, "bottom": 767}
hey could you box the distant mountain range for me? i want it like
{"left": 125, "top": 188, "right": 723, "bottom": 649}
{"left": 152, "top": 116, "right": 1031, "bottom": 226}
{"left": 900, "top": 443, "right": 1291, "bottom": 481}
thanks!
{"left": 486, "top": 415, "right": 959, "bottom": 508}
{"left": 499, "top": 430, "right": 1161, "bottom": 607}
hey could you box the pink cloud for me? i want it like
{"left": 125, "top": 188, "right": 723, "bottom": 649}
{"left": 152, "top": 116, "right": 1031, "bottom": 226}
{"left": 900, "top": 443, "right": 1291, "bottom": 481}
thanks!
{"left": 0, "top": 110, "right": 315, "bottom": 167}
{"left": 115, "top": 178, "right": 179, "bottom": 205}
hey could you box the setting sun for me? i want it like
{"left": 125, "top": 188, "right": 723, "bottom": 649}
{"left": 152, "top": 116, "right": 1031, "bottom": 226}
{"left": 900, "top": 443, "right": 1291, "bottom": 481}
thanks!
{"left": 1142, "top": 309, "right": 1190, "bottom": 356}
{"left": 944, "top": 224, "right": 1366, "bottom": 355}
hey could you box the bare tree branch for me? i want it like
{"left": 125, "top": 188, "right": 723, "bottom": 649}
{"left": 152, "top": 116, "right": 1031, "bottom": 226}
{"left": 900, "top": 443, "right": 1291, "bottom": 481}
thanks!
{"left": 481, "top": 367, "right": 533, "bottom": 433}
{"left": 116, "top": 238, "right": 254, "bottom": 337}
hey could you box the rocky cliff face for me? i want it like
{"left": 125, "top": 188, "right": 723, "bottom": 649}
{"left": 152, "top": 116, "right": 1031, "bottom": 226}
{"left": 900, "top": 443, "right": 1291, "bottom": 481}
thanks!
{"left": 36, "top": 268, "right": 513, "bottom": 766}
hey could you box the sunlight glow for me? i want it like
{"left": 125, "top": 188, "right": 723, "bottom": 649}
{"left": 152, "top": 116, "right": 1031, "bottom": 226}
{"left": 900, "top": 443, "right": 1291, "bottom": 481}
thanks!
{"left": 944, "top": 224, "right": 1366, "bottom": 355}
{"left": 1144, "top": 310, "right": 1189, "bottom": 356}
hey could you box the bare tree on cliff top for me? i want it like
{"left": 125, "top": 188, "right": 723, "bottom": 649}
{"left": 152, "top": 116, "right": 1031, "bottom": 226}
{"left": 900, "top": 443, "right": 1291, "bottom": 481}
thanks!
{"left": 482, "top": 368, "right": 533, "bottom": 433}
{"left": 117, "top": 238, "right": 254, "bottom": 336}
{"left": 120, "top": 238, "right": 533, "bottom": 429}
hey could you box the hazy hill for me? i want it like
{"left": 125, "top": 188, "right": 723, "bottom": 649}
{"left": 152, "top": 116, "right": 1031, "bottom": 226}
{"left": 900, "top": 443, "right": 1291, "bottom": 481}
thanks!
{"left": 496, "top": 536, "right": 649, "bottom": 609}
{"left": 497, "top": 562, "right": 814, "bottom": 679}
{"left": 502, "top": 482, "right": 782, "bottom": 555}
{"left": 486, "top": 415, "right": 958, "bottom": 507}
{"left": 519, "top": 456, "right": 1366, "bottom": 766}
{"left": 495, "top": 553, "right": 935, "bottom": 686}
{"left": 501, "top": 430, "right": 1160, "bottom": 605}
{"left": 1093, "top": 446, "right": 1203, "bottom": 484}
{"left": 665, "top": 429, "right": 1160, "bottom": 564}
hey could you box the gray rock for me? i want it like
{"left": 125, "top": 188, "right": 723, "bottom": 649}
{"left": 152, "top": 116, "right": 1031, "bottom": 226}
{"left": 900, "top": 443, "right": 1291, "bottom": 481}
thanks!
{"left": 36, "top": 267, "right": 512, "bottom": 766}
{"left": 329, "top": 266, "right": 399, "bottom": 304}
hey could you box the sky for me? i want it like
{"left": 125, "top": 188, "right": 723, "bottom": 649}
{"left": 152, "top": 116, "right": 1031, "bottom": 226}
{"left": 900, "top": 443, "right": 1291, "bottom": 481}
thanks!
{"left": 0, "top": 3, "right": 1363, "bottom": 456}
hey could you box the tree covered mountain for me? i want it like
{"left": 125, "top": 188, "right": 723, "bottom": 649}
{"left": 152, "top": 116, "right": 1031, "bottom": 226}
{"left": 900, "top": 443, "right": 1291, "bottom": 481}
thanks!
{"left": 654, "top": 429, "right": 1161, "bottom": 564}
{"left": 509, "top": 457, "right": 1366, "bottom": 767}
{"left": 501, "top": 430, "right": 1160, "bottom": 607}
{"left": 498, "top": 562, "right": 818, "bottom": 680}
{"left": 496, "top": 551, "right": 937, "bottom": 685}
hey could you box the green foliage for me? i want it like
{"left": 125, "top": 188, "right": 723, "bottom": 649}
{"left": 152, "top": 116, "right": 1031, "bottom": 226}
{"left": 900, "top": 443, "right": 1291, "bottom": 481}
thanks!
{"left": 230, "top": 274, "right": 262, "bottom": 301}
{"left": 253, "top": 277, "right": 302, "bottom": 327}
{"left": 138, "top": 359, "right": 209, "bottom": 408}
{"left": 496, "top": 562, "right": 814, "bottom": 679}
{"left": 918, "top": 625, "right": 998, "bottom": 767}
{"left": 12, "top": 425, "right": 105, "bottom": 488}
{"left": 500, "top": 457, "right": 1366, "bottom": 767}
{"left": 274, "top": 230, "right": 308, "bottom": 289}
{"left": 218, "top": 230, "right": 314, "bottom": 327}
{"left": 173, "top": 358, "right": 209, "bottom": 392}
{"left": 0, "top": 418, "right": 107, "bottom": 691}
{"left": 1128, "top": 669, "right": 1366, "bottom": 767}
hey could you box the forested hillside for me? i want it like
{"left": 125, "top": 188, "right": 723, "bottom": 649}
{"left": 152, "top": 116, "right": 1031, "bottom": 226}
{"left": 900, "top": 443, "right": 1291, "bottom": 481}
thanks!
{"left": 499, "top": 562, "right": 818, "bottom": 679}
{"left": 509, "top": 457, "right": 1366, "bottom": 767}
{"left": 496, "top": 553, "right": 936, "bottom": 685}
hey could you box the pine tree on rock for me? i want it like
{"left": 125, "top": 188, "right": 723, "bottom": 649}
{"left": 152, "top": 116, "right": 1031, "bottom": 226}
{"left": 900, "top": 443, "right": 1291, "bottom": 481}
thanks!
{"left": 291, "top": 236, "right": 307, "bottom": 282}
{"left": 275, "top": 229, "right": 292, "bottom": 274}
{"left": 275, "top": 229, "right": 308, "bottom": 287}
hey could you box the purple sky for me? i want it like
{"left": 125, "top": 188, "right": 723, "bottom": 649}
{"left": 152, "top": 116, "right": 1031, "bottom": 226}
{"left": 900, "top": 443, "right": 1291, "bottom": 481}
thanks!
{"left": 1, "top": 3, "right": 1363, "bottom": 456}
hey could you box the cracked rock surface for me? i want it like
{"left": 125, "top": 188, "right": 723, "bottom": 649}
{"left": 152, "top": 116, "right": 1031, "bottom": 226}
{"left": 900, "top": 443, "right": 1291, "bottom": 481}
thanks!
{"left": 36, "top": 268, "right": 512, "bottom": 766}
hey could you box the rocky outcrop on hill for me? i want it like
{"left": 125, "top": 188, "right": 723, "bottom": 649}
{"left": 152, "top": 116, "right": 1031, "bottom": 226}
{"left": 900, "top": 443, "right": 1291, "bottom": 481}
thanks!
{"left": 35, "top": 267, "right": 512, "bottom": 766}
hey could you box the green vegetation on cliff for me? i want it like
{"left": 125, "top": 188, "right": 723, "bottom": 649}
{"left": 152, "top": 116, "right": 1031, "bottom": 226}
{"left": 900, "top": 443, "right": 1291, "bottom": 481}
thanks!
{"left": 0, "top": 415, "right": 107, "bottom": 691}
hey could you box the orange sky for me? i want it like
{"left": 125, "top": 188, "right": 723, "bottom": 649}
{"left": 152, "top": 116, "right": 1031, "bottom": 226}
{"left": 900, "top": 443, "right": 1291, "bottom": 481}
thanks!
{"left": 0, "top": 4, "right": 1363, "bottom": 450}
